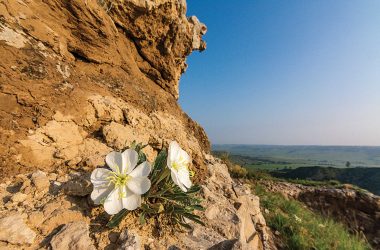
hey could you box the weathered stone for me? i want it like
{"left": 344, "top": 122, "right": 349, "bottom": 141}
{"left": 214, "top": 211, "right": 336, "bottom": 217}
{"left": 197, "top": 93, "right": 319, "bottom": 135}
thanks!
{"left": 208, "top": 239, "right": 238, "bottom": 250}
{"left": 262, "top": 180, "right": 380, "bottom": 249}
{"left": 11, "top": 192, "right": 28, "bottom": 203}
{"left": 117, "top": 230, "right": 141, "bottom": 250}
{"left": 40, "top": 200, "right": 86, "bottom": 235}
{"left": 80, "top": 138, "right": 112, "bottom": 168}
{"left": 108, "top": 232, "right": 120, "bottom": 243}
{"left": 102, "top": 122, "right": 149, "bottom": 150}
{"left": 63, "top": 175, "right": 92, "bottom": 197}
{"left": 107, "top": 0, "right": 207, "bottom": 98}
{"left": 31, "top": 170, "right": 50, "bottom": 192}
{"left": 178, "top": 155, "right": 276, "bottom": 249}
{"left": 87, "top": 95, "right": 125, "bottom": 123}
{"left": 0, "top": 23, "right": 29, "bottom": 48}
{"left": 28, "top": 211, "right": 45, "bottom": 227}
{"left": 0, "top": 213, "right": 36, "bottom": 245}
{"left": 50, "top": 221, "right": 95, "bottom": 250}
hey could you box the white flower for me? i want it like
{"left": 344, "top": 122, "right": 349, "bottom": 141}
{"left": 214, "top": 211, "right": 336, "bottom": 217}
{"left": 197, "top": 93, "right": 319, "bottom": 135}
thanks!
{"left": 167, "top": 141, "right": 192, "bottom": 192}
{"left": 294, "top": 214, "right": 302, "bottom": 222}
{"left": 90, "top": 149, "right": 151, "bottom": 215}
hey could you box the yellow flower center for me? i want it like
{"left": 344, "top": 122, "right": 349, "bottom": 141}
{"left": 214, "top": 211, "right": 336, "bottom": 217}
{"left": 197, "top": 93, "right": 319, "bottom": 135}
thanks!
{"left": 172, "top": 156, "right": 194, "bottom": 177}
{"left": 107, "top": 166, "right": 131, "bottom": 188}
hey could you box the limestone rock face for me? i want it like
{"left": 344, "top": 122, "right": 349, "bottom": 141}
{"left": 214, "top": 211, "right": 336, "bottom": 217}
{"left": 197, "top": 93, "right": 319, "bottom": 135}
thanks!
{"left": 0, "top": 0, "right": 209, "bottom": 180}
{"left": 50, "top": 221, "right": 95, "bottom": 250}
{"left": 0, "top": 212, "right": 36, "bottom": 245}
{"left": 106, "top": 0, "right": 207, "bottom": 97}
{"left": 177, "top": 155, "right": 277, "bottom": 250}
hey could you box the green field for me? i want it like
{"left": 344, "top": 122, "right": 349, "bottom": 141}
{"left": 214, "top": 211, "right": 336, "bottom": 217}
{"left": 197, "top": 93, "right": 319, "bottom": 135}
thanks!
{"left": 213, "top": 145, "right": 380, "bottom": 168}
{"left": 213, "top": 145, "right": 380, "bottom": 195}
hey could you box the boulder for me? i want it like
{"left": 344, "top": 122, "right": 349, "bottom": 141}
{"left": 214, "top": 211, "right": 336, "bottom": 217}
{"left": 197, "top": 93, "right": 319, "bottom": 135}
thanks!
{"left": 50, "top": 221, "right": 95, "bottom": 250}
{"left": 0, "top": 213, "right": 36, "bottom": 245}
{"left": 31, "top": 170, "right": 50, "bottom": 192}
{"left": 63, "top": 175, "right": 92, "bottom": 197}
{"left": 117, "top": 230, "right": 141, "bottom": 250}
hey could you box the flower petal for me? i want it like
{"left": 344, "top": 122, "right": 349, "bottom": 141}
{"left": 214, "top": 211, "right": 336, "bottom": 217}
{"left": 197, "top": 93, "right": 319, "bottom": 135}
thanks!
{"left": 171, "top": 170, "right": 187, "bottom": 192}
{"left": 106, "top": 151, "right": 123, "bottom": 173}
{"left": 103, "top": 188, "right": 123, "bottom": 215}
{"left": 177, "top": 167, "right": 192, "bottom": 189}
{"left": 121, "top": 149, "right": 138, "bottom": 174}
{"left": 179, "top": 148, "right": 191, "bottom": 164}
{"left": 168, "top": 141, "right": 181, "bottom": 168}
{"left": 129, "top": 161, "right": 151, "bottom": 178}
{"left": 122, "top": 187, "right": 142, "bottom": 210}
{"left": 127, "top": 177, "right": 151, "bottom": 195}
{"left": 91, "top": 168, "right": 112, "bottom": 186}
{"left": 91, "top": 184, "right": 114, "bottom": 204}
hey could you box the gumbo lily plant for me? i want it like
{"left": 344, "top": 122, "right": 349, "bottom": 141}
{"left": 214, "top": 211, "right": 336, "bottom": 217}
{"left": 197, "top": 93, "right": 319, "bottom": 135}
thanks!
{"left": 91, "top": 149, "right": 151, "bottom": 214}
{"left": 90, "top": 141, "right": 204, "bottom": 229}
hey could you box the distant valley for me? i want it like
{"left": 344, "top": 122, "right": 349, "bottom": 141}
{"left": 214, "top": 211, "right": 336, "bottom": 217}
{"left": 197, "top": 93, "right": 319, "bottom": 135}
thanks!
{"left": 213, "top": 144, "right": 380, "bottom": 168}
{"left": 213, "top": 144, "right": 380, "bottom": 195}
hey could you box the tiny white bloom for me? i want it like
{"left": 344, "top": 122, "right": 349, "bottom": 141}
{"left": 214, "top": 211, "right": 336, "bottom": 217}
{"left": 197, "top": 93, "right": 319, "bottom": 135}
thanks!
{"left": 167, "top": 141, "right": 192, "bottom": 192}
{"left": 294, "top": 214, "right": 302, "bottom": 222}
{"left": 90, "top": 149, "right": 151, "bottom": 215}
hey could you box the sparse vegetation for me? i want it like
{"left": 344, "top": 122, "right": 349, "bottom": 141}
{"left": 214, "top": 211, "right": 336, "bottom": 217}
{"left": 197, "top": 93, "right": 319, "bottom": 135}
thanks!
{"left": 252, "top": 184, "right": 372, "bottom": 250}
{"left": 219, "top": 152, "right": 248, "bottom": 178}
{"left": 218, "top": 153, "right": 374, "bottom": 249}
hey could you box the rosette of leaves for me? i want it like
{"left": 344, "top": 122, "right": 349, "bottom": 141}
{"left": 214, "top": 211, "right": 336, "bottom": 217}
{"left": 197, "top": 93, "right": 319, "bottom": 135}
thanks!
{"left": 107, "top": 142, "right": 204, "bottom": 229}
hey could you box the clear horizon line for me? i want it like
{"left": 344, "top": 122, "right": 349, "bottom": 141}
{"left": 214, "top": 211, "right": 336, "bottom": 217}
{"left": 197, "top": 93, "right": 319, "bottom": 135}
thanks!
{"left": 212, "top": 143, "right": 380, "bottom": 147}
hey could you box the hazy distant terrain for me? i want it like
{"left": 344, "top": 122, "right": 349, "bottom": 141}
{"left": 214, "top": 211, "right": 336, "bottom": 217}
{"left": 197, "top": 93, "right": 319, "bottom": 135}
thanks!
{"left": 213, "top": 144, "right": 380, "bottom": 194}
{"left": 213, "top": 144, "right": 380, "bottom": 168}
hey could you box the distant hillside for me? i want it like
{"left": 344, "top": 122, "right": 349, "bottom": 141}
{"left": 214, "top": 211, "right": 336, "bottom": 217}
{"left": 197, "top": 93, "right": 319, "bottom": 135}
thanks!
{"left": 271, "top": 166, "right": 380, "bottom": 195}
{"left": 213, "top": 144, "right": 380, "bottom": 167}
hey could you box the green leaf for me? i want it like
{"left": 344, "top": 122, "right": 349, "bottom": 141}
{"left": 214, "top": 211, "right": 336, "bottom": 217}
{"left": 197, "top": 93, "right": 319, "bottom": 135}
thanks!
{"left": 190, "top": 205, "right": 205, "bottom": 211}
{"left": 130, "top": 140, "right": 137, "bottom": 149}
{"left": 153, "top": 148, "right": 167, "bottom": 170}
{"left": 135, "top": 142, "right": 143, "bottom": 152}
{"left": 155, "top": 167, "right": 170, "bottom": 185}
{"left": 139, "top": 213, "right": 146, "bottom": 225}
{"left": 150, "top": 148, "right": 168, "bottom": 184}
{"left": 178, "top": 221, "right": 192, "bottom": 230}
{"left": 186, "top": 185, "right": 201, "bottom": 194}
{"left": 107, "top": 209, "right": 129, "bottom": 228}
{"left": 183, "top": 213, "right": 205, "bottom": 226}
{"left": 138, "top": 151, "right": 147, "bottom": 165}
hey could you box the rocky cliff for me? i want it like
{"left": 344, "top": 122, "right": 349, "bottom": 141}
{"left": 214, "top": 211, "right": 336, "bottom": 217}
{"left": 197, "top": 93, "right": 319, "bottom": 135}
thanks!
{"left": 0, "top": 1, "right": 274, "bottom": 249}
{"left": 0, "top": 0, "right": 208, "bottom": 180}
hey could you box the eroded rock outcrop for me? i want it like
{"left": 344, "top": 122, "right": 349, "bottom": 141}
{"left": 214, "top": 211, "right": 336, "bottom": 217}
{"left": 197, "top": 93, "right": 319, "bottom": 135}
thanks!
{"left": 262, "top": 181, "right": 380, "bottom": 248}
{"left": 0, "top": 0, "right": 272, "bottom": 249}
{"left": 0, "top": 0, "right": 209, "bottom": 180}
{"left": 104, "top": 0, "right": 207, "bottom": 97}
{"left": 184, "top": 155, "right": 276, "bottom": 250}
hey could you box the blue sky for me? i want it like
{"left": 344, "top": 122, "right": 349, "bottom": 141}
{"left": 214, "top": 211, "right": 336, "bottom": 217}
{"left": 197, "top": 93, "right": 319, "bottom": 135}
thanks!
{"left": 179, "top": 0, "right": 380, "bottom": 146}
